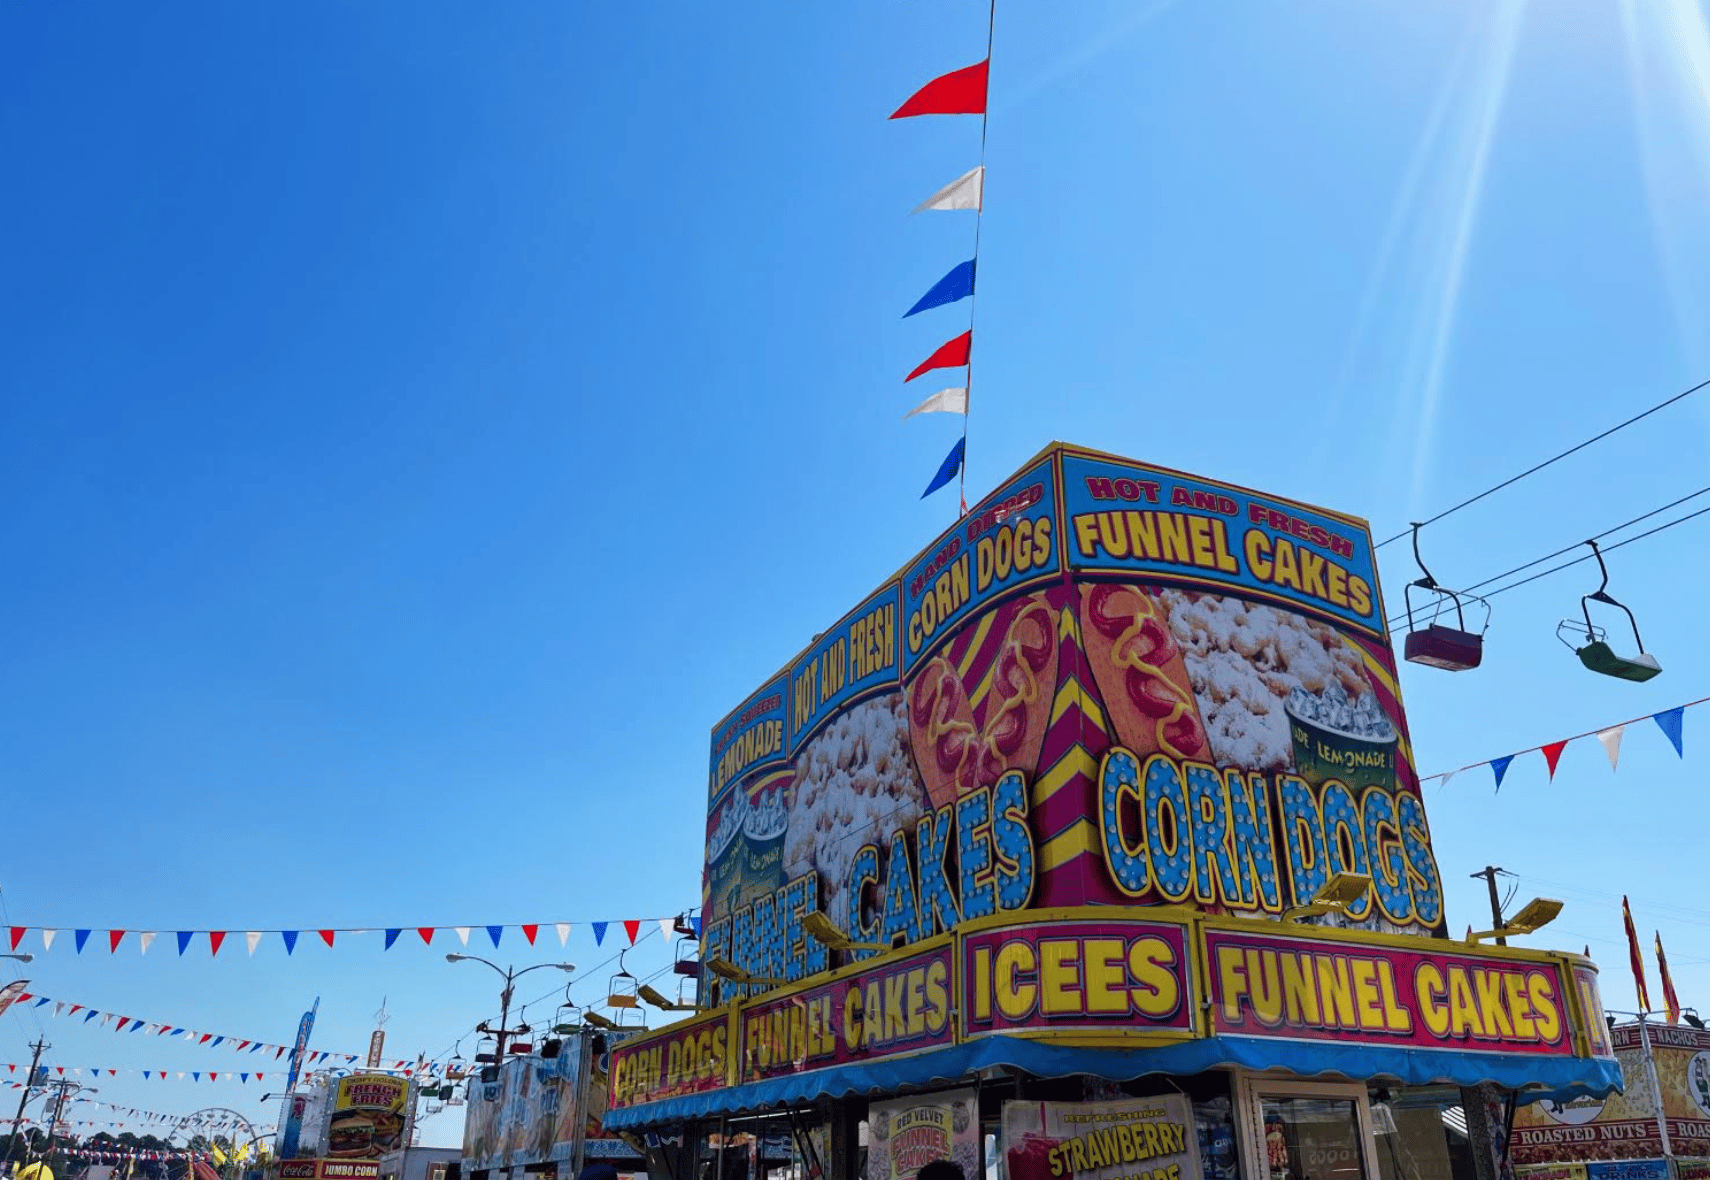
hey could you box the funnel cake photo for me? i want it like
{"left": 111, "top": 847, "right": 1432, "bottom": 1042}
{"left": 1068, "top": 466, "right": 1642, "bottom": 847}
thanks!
{"left": 1077, "top": 582, "right": 1208, "bottom": 762}
{"left": 905, "top": 593, "right": 1059, "bottom": 809}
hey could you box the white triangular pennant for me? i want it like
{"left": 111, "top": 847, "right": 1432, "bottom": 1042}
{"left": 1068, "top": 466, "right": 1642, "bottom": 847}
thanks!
{"left": 40, "top": 930, "right": 55, "bottom": 952}
{"left": 245, "top": 931, "right": 261, "bottom": 955}
{"left": 658, "top": 918, "right": 674, "bottom": 942}
{"left": 903, "top": 387, "right": 968, "bottom": 419}
{"left": 454, "top": 927, "right": 470, "bottom": 946}
{"left": 1438, "top": 769, "right": 1457, "bottom": 788}
{"left": 1597, "top": 725, "right": 1625, "bottom": 770}
{"left": 138, "top": 932, "right": 156, "bottom": 955}
{"left": 555, "top": 923, "right": 571, "bottom": 946}
{"left": 911, "top": 165, "right": 983, "bottom": 214}
{"left": 54, "top": 1003, "right": 65, "bottom": 1017}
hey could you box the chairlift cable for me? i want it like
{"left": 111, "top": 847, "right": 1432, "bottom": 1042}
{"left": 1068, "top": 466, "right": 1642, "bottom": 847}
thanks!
{"left": 1385, "top": 490, "right": 1710, "bottom": 630}
{"left": 1375, "top": 372, "right": 1710, "bottom": 549}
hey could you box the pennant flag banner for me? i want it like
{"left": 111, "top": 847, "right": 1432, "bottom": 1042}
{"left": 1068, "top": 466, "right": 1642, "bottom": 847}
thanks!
{"left": 1657, "top": 932, "right": 1683, "bottom": 1024}
{"left": 891, "top": 16, "right": 994, "bottom": 514}
{"left": 1424, "top": 696, "right": 1706, "bottom": 790}
{"left": 0, "top": 913, "right": 686, "bottom": 956}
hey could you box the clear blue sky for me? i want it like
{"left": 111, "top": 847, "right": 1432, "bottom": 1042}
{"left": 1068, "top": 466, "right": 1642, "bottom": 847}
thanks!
{"left": 5, "top": 0, "right": 1710, "bottom": 1145}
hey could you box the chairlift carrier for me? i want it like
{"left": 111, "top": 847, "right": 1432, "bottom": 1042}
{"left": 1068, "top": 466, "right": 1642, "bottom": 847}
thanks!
{"left": 1556, "top": 539, "right": 1661, "bottom": 682}
{"left": 1402, "top": 524, "right": 1489, "bottom": 672}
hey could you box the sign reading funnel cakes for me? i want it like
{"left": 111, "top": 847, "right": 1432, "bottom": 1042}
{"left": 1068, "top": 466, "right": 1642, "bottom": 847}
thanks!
{"left": 700, "top": 445, "right": 1448, "bottom": 1000}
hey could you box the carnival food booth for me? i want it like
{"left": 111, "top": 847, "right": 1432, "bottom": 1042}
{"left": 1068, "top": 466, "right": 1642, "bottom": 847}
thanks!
{"left": 605, "top": 445, "right": 1622, "bottom": 1180}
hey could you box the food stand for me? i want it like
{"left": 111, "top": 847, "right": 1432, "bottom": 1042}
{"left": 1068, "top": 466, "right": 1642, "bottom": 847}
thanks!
{"left": 281, "top": 1074, "right": 414, "bottom": 1180}
{"left": 607, "top": 444, "right": 1622, "bottom": 1180}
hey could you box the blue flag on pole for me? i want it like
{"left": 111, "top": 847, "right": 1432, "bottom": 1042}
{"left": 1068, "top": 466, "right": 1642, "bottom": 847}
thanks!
{"left": 922, "top": 437, "right": 966, "bottom": 499}
{"left": 1654, "top": 707, "right": 1685, "bottom": 757}
{"left": 905, "top": 260, "right": 975, "bottom": 317}
{"left": 1490, "top": 755, "right": 1514, "bottom": 792}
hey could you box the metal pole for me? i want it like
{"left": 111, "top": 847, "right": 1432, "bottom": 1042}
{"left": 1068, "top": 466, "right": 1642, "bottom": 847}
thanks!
{"left": 496, "top": 970, "right": 514, "bottom": 1064}
{"left": 1472, "top": 866, "right": 1507, "bottom": 946}
{"left": 6, "top": 1039, "right": 47, "bottom": 1163}
{"left": 1638, "top": 1014, "right": 1675, "bottom": 1172}
{"left": 45, "top": 1082, "right": 72, "bottom": 1165}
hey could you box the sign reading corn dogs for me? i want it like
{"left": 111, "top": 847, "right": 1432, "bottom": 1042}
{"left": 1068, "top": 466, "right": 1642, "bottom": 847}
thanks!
{"left": 701, "top": 444, "right": 1445, "bottom": 1000}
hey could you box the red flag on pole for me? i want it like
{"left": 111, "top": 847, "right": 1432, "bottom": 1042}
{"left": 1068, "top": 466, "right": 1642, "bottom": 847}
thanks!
{"left": 1623, "top": 896, "right": 1652, "bottom": 1012}
{"left": 905, "top": 331, "right": 972, "bottom": 382}
{"left": 890, "top": 61, "right": 989, "bottom": 119}
{"left": 1657, "top": 931, "right": 1682, "bottom": 1024}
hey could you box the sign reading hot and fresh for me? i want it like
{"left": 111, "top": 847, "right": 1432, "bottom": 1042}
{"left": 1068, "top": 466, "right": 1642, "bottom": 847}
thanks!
{"left": 702, "top": 444, "right": 1443, "bottom": 997}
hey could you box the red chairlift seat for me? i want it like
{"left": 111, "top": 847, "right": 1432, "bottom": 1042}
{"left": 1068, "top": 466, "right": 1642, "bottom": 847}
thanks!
{"left": 1402, "top": 524, "right": 1489, "bottom": 672}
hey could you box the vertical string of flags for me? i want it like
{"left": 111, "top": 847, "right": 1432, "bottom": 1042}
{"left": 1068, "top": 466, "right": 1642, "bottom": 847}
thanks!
{"left": 892, "top": 7, "right": 996, "bottom": 512}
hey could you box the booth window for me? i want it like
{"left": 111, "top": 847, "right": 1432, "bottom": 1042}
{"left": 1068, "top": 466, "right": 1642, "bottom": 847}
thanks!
{"left": 1366, "top": 1086, "right": 1476, "bottom": 1180}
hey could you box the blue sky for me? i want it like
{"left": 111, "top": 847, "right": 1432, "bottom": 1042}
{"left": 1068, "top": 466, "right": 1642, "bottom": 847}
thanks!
{"left": 5, "top": 0, "right": 1710, "bottom": 1146}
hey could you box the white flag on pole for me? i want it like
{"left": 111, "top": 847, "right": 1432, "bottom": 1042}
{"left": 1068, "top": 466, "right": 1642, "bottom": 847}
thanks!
{"left": 912, "top": 166, "right": 983, "bottom": 214}
{"left": 1596, "top": 725, "right": 1625, "bottom": 770}
{"left": 903, "top": 387, "right": 968, "bottom": 418}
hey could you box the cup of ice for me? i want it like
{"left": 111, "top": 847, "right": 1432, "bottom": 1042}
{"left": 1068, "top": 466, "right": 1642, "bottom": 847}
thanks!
{"left": 1283, "top": 683, "right": 1398, "bottom": 787}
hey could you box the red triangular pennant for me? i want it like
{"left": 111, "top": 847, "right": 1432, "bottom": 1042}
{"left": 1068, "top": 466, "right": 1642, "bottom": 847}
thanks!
{"left": 1542, "top": 739, "right": 1569, "bottom": 779}
{"left": 521, "top": 924, "right": 538, "bottom": 945}
{"left": 890, "top": 60, "right": 989, "bottom": 119}
{"left": 417, "top": 927, "right": 435, "bottom": 945}
{"left": 208, "top": 931, "right": 226, "bottom": 957}
{"left": 623, "top": 919, "right": 641, "bottom": 945}
{"left": 319, "top": 930, "right": 335, "bottom": 948}
{"left": 7, "top": 928, "right": 23, "bottom": 951}
{"left": 904, "top": 331, "right": 972, "bottom": 382}
{"left": 108, "top": 930, "right": 125, "bottom": 952}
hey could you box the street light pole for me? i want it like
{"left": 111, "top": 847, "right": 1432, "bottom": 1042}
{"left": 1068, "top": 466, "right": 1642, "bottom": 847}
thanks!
{"left": 5, "top": 1038, "right": 48, "bottom": 1164}
{"left": 444, "top": 956, "right": 575, "bottom": 1065}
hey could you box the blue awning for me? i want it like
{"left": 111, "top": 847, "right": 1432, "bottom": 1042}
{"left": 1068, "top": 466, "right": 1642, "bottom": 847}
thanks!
{"left": 601, "top": 1035, "right": 1624, "bottom": 1129}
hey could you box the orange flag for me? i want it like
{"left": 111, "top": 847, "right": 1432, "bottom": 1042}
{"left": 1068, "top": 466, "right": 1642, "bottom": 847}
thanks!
{"left": 1657, "top": 931, "right": 1682, "bottom": 1024}
{"left": 1624, "top": 896, "right": 1652, "bottom": 1012}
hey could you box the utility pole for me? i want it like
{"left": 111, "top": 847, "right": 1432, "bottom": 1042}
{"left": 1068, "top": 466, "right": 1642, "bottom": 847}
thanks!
{"left": 5, "top": 1039, "right": 48, "bottom": 1163}
{"left": 1471, "top": 866, "right": 1509, "bottom": 946}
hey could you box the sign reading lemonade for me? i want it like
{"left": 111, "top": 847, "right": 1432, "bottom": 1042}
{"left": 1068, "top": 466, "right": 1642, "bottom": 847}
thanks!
{"left": 701, "top": 445, "right": 1446, "bottom": 998}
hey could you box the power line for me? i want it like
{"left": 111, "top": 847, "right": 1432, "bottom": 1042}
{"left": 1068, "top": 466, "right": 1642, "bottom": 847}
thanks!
{"left": 1375, "top": 372, "right": 1710, "bottom": 549}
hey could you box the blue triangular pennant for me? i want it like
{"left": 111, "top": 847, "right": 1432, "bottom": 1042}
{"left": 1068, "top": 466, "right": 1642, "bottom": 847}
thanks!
{"left": 921, "top": 437, "right": 966, "bottom": 499}
{"left": 84, "top": 1010, "right": 99, "bottom": 1022}
{"left": 691, "top": 915, "right": 702, "bottom": 938}
{"left": 143, "top": 1072, "right": 151, "bottom": 1080}
{"left": 131, "top": 1020, "right": 144, "bottom": 1032}
{"left": 1654, "top": 707, "right": 1685, "bottom": 757}
{"left": 281, "top": 930, "right": 298, "bottom": 955}
{"left": 176, "top": 932, "right": 192, "bottom": 956}
{"left": 1491, "top": 755, "right": 1515, "bottom": 791}
{"left": 210, "top": 1036, "right": 223, "bottom": 1047}
{"left": 487, "top": 925, "right": 503, "bottom": 947}
{"left": 241, "top": 1074, "right": 248, "bottom": 1083}
{"left": 384, "top": 928, "right": 400, "bottom": 950}
{"left": 33, "top": 997, "right": 48, "bottom": 1007}
{"left": 75, "top": 929, "right": 90, "bottom": 953}
{"left": 591, "top": 922, "right": 608, "bottom": 946}
{"left": 904, "top": 259, "right": 975, "bottom": 317}
{"left": 192, "top": 1073, "right": 200, "bottom": 1082}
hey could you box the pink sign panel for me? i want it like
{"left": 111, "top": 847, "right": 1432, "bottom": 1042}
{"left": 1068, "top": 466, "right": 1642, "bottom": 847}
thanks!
{"left": 1205, "top": 928, "right": 1574, "bottom": 1055}
{"left": 738, "top": 944, "right": 954, "bottom": 1084}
